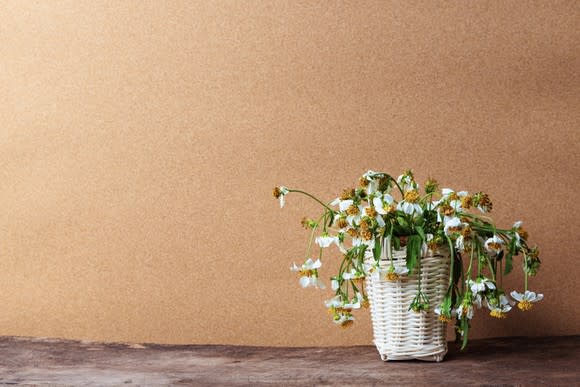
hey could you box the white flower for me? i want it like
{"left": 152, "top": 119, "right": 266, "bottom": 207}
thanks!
{"left": 422, "top": 233, "right": 435, "bottom": 256}
{"left": 488, "top": 295, "right": 513, "bottom": 318}
{"left": 330, "top": 199, "right": 354, "bottom": 212}
{"left": 364, "top": 261, "right": 381, "bottom": 279}
{"left": 332, "top": 313, "right": 354, "bottom": 326}
{"left": 468, "top": 278, "right": 496, "bottom": 294}
{"left": 343, "top": 293, "right": 363, "bottom": 309}
{"left": 512, "top": 221, "right": 524, "bottom": 247}
{"left": 384, "top": 265, "right": 409, "bottom": 281}
{"left": 441, "top": 188, "right": 468, "bottom": 208}
{"left": 372, "top": 194, "right": 394, "bottom": 215}
{"left": 484, "top": 235, "right": 504, "bottom": 255}
{"left": 511, "top": 290, "right": 543, "bottom": 311}
{"left": 315, "top": 235, "right": 338, "bottom": 248}
{"left": 342, "top": 268, "right": 364, "bottom": 281}
{"left": 456, "top": 303, "right": 474, "bottom": 320}
{"left": 473, "top": 293, "right": 484, "bottom": 308}
{"left": 444, "top": 217, "right": 463, "bottom": 236}
{"left": 331, "top": 279, "right": 340, "bottom": 291}
{"left": 276, "top": 186, "right": 289, "bottom": 208}
{"left": 324, "top": 295, "right": 343, "bottom": 309}
{"left": 352, "top": 237, "right": 375, "bottom": 250}
{"left": 434, "top": 306, "right": 456, "bottom": 321}
{"left": 396, "top": 193, "right": 423, "bottom": 216}
{"left": 397, "top": 173, "right": 417, "bottom": 191}
{"left": 290, "top": 258, "right": 325, "bottom": 289}
{"left": 362, "top": 170, "right": 381, "bottom": 195}
{"left": 455, "top": 235, "right": 465, "bottom": 252}
{"left": 362, "top": 204, "right": 385, "bottom": 227}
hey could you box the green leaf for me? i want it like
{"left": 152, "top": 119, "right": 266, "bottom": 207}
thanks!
{"left": 393, "top": 236, "right": 401, "bottom": 250}
{"left": 504, "top": 238, "right": 517, "bottom": 275}
{"left": 327, "top": 211, "right": 335, "bottom": 228}
{"left": 415, "top": 225, "right": 425, "bottom": 241}
{"left": 373, "top": 238, "right": 382, "bottom": 261}
{"left": 397, "top": 216, "right": 408, "bottom": 228}
{"left": 406, "top": 234, "right": 422, "bottom": 274}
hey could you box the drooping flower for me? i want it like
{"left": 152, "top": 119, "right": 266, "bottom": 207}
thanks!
{"left": 488, "top": 295, "right": 513, "bottom": 318}
{"left": 315, "top": 234, "right": 338, "bottom": 248}
{"left": 361, "top": 170, "right": 381, "bottom": 195}
{"left": 456, "top": 302, "right": 474, "bottom": 320}
{"left": 444, "top": 217, "right": 463, "bottom": 236}
{"left": 273, "top": 186, "right": 290, "bottom": 208}
{"left": 397, "top": 190, "right": 423, "bottom": 215}
{"left": 441, "top": 189, "right": 470, "bottom": 212}
{"left": 455, "top": 235, "right": 466, "bottom": 252}
{"left": 342, "top": 268, "right": 365, "bottom": 283}
{"left": 511, "top": 290, "right": 543, "bottom": 311}
{"left": 434, "top": 306, "right": 455, "bottom": 323}
{"left": 473, "top": 191, "right": 493, "bottom": 213}
{"left": 372, "top": 193, "right": 395, "bottom": 216}
{"left": 384, "top": 264, "right": 409, "bottom": 281}
{"left": 397, "top": 170, "right": 418, "bottom": 191}
{"left": 484, "top": 235, "right": 504, "bottom": 255}
{"left": 290, "top": 259, "right": 325, "bottom": 289}
{"left": 332, "top": 312, "right": 355, "bottom": 328}
{"left": 468, "top": 277, "right": 496, "bottom": 294}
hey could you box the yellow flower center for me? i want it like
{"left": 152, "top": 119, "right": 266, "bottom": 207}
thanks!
{"left": 347, "top": 228, "right": 360, "bottom": 238}
{"left": 518, "top": 300, "right": 533, "bottom": 311}
{"left": 439, "top": 203, "right": 454, "bottom": 216}
{"left": 438, "top": 315, "right": 451, "bottom": 323}
{"left": 448, "top": 192, "right": 459, "bottom": 201}
{"left": 337, "top": 218, "right": 348, "bottom": 229}
{"left": 386, "top": 272, "right": 399, "bottom": 281}
{"left": 346, "top": 205, "right": 360, "bottom": 216}
{"left": 361, "top": 299, "right": 370, "bottom": 309}
{"left": 365, "top": 207, "right": 377, "bottom": 217}
{"left": 272, "top": 187, "right": 282, "bottom": 198}
{"left": 490, "top": 310, "right": 507, "bottom": 319}
{"left": 403, "top": 190, "right": 420, "bottom": 203}
{"left": 488, "top": 242, "right": 502, "bottom": 250}
{"left": 340, "top": 320, "right": 354, "bottom": 329}
{"left": 340, "top": 188, "right": 355, "bottom": 200}
{"left": 461, "top": 195, "right": 473, "bottom": 209}
{"left": 361, "top": 229, "right": 373, "bottom": 241}
{"left": 359, "top": 177, "right": 369, "bottom": 187}
{"left": 299, "top": 269, "right": 315, "bottom": 277}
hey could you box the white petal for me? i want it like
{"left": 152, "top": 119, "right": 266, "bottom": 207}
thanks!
{"left": 376, "top": 215, "right": 385, "bottom": 227}
{"left": 510, "top": 291, "right": 523, "bottom": 301}
{"left": 339, "top": 200, "right": 353, "bottom": 212}
{"left": 299, "top": 276, "right": 310, "bottom": 288}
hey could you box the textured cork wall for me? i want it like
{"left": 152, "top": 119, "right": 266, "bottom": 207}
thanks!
{"left": 0, "top": 1, "right": 578, "bottom": 346}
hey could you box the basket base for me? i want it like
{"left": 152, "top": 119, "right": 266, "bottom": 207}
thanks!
{"left": 378, "top": 347, "right": 447, "bottom": 362}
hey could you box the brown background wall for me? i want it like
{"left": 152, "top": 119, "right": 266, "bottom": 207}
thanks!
{"left": 0, "top": 1, "right": 578, "bottom": 346}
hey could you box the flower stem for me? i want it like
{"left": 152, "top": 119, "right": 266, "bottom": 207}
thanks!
{"left": 288, "top": 189, "right": 334, "bottom": 213}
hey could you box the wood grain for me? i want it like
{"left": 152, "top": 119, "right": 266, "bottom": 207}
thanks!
{"left": 0, "top": 336, "right": 578, "bottom": 385}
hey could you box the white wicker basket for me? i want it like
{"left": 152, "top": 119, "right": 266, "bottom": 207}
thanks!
{"left": 365, "top": 238, "right": 450, "bottom": 362}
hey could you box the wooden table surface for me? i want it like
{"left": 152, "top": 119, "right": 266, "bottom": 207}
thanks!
{"left": 0, "top": 335, "right": 578, "bottom": 386}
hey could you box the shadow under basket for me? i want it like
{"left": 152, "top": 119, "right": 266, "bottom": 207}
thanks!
{"left": 365, "top": 243, "right": 450, "bottom": 362}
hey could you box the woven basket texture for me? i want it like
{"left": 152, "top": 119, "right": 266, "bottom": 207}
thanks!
{"left": 366, "top": 238, "right": 450, "bottom": 361}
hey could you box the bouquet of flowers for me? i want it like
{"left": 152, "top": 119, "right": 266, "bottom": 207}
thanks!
{"left": 273, "top": 170, "right": 543, "bottom": 349}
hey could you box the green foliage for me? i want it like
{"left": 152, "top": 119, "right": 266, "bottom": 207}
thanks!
{"left": 405, "top": 234, "right": 423, "bottom": 274}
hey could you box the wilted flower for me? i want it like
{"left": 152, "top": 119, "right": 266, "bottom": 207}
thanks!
{"left": 511, "top": 290, "right": 543, "bottom": 311}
